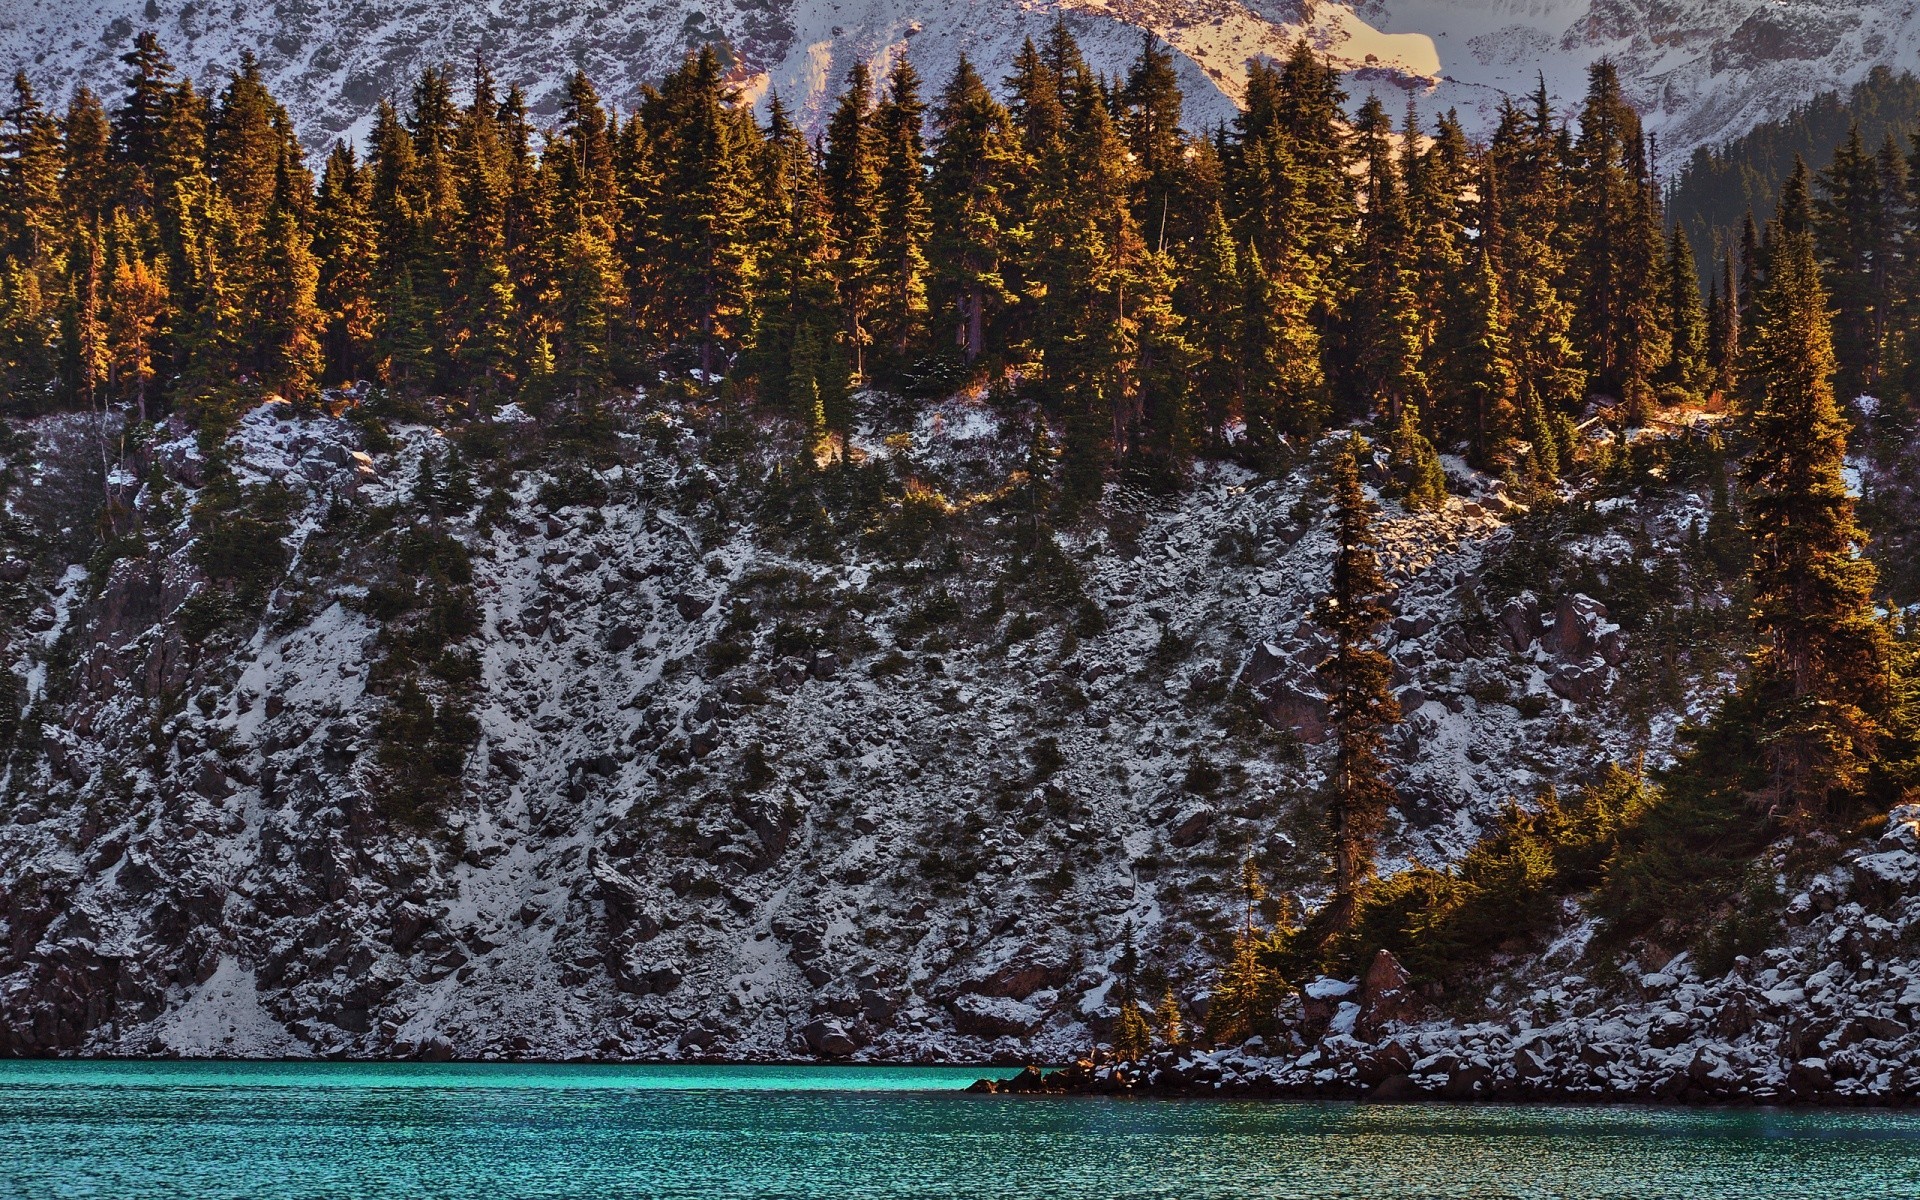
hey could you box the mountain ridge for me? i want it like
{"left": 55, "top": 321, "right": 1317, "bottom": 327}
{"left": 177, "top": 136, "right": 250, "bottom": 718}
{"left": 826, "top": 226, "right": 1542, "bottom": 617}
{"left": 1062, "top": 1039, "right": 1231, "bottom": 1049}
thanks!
{"left": 9, "top": 0, "right": 1920, "bottom": 156}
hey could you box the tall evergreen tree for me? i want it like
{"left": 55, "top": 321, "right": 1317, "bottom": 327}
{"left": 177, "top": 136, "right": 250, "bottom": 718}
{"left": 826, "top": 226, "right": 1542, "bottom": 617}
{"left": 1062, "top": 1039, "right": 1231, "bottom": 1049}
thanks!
{"left": 870, "top": 57, "right": 932, "bottom": 363}
{"left": 927, "top": 57, "right": 1015, "bottom": 366}
{"left": 1662, "top": 225, "right": 1709, "bottom": 402}
{"left": 823, "top": 61, "right": 881, "bottom": 384}
{"left": 646, "top": 47, "right": 754, "bottom": 380}
{"left": 1739, "top": 211, "right": 1891, "bottom": 821}
{"left": 1314, "top": 435, "right": 1401, "bottom": 934}
{"left": 1571, "top": 59, "right": 1666, "bottom": 420}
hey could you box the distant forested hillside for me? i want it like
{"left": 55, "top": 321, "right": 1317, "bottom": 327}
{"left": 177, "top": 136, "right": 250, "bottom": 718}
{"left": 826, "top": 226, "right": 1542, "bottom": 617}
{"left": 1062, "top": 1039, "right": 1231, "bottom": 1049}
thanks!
{"left": 1669, "top": 66, "right": 1920, "bottom": 274}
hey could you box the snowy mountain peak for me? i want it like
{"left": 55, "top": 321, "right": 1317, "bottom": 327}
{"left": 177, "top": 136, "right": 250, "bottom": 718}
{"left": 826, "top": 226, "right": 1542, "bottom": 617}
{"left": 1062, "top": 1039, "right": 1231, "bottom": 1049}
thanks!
{"left": 10, "top": 0, "right": 1898, "bottom": 158}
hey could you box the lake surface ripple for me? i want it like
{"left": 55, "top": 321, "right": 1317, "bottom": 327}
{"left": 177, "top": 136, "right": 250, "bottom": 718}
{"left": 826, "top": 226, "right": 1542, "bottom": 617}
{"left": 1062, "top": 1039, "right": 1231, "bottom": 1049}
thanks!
{"left": 2, "top": 1060, "right": 1917, "bottom": 1199}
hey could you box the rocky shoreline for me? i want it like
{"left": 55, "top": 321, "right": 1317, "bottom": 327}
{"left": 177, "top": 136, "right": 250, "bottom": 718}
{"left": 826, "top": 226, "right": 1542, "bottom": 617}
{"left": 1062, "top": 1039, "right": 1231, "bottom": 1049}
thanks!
{"left": 973, "top": 814, "right": 1920, "bottom": 1110}
{"left": 970, "top": 1043, "right": 1920, "bottom": 1107}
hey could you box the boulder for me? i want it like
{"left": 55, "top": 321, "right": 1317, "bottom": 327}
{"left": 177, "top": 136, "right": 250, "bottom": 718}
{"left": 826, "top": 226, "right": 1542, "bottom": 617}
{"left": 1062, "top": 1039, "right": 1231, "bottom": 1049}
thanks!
{"left": 809, "top": 650, "right": 840, "bottom": 681}
{"left": 1495, "top": 593, "right": 1544, "bottom": 653}
{"left": 1363, "top": 1073, "right": 1424, "bottom": 1103}
{"left": 1597, "top": 626, "right": 1630, "bottom": 667}
{"left": 1851, "top": 850, "right": 1920, "bottom": 907}
{"left": 969, "top": 953, "right": 1072, "bottom": 1000}
{"left": 950, "top": 994, "right": 1044, "bottom": 1038}
{"left": 1392, "top": 613, "right": 1437, "bottom": 640}
{"left": 1648, "top": 1011, "right": 1692, "bottom": 1049}
{"left": 1787, "top": 1057, "right": 1834, "bottom": 1098}
{"left": 1240, "top": 642, "right": 1291, "bottom": 692}
{"left": 1356, "top": 950, "right": 1428, "bottom": 1039}
{"left": 1166, "top": 804, "right": 1214, "bottom": 849}
{"left": 799, "top": 1018, "right": 862, "bottom": 1058}
{"left": 1262, "top": 685, "right": 1329, "bottom": 744}
{"left": 1546, "top": 593, "right": 1609, "bottom": 661}
{"left": 1547, "top": 662, "right": 1609, "bottom": 703}
{"left": 671, "top": 592, "right": 713, "bottom": 621}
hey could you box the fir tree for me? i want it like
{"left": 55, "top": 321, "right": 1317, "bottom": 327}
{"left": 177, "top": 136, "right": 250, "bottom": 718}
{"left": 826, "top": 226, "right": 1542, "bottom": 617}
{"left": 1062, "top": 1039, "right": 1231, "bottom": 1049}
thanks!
{"left": 927, "top": 57, "right": 1015, "bottom": 366}
{"left": 113, "top": 31, "right": 176, "bottom": 211}
{"left": 871, "top": 58, "right": 932, "bottom": 363}
{"left": 1209, "top": 857, "right": 1285, "bottom": 1046}
{"left": 1738, "top": 212, "right": 1890, "bottom": 821}
{"left": 1119, "top": 32, "right": 1184, "bottom": 238}
{"left": 1434, "top": 246, "right": 1517, "bottom": 467}
{"left": 1184, "top": 203, "right": 1241, "bottom": 445}
{"left": 646, "top": 48, "right": 753, "bottom": 381}
{"left": 1571, "top": 59, "right": 1666, "bottom": 421}
{"left": 313, "top": 143, "right": 377, "bottom": 385}
{"left": 1814, "top": 125, "right": 1889, "bottom": 400}
{"left": 1313, "top": 436, "right": 1401, "bottom": 934}
{"left": 1388, "top": 403, "right": 1447, "bottom": 510}
{"left": 824, "top": 62, "right": 881, "bottom": 384}
{"left": 1111, "top": 919, "right": 1151, "bottom": 1061}
{"left": 1706, "top": 253, "right": 1739, "bottom": 400}
{"left": 1662, "top": 225, "right": 1709, "bottom": 403}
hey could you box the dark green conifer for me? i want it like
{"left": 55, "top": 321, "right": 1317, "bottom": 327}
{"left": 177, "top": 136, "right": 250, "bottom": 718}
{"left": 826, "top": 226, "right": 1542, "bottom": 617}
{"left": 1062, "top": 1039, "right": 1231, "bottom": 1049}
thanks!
{"left": 1314, "top": 435, "right": 1401, "bottom": 935}
{"left": 1739, "top": 209, "right": 1890, "bottom": 820}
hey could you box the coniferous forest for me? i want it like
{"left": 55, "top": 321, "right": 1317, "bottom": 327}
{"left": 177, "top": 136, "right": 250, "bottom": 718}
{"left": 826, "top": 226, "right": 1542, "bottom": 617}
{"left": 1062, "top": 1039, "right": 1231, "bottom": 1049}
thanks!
{"left": 4, "top": 23, "right": 1920, "bottom": 1078}
{"left": 4, "top": 31, "right": 1722, "bottom": 473}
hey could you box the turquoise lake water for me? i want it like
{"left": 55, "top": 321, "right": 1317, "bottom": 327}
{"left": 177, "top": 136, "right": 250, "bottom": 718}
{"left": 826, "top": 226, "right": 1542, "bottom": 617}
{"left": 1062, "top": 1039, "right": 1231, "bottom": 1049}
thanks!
{"left": 3, "top": 1060, "right": 1920, "bottom": 1199}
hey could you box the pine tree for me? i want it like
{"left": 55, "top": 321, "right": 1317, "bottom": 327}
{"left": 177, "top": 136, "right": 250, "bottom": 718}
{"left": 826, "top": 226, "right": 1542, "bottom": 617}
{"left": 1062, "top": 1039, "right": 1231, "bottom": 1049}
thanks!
{"left": 824, "top": 62, "right": 881, "bottom": 384}
{"left": 1738, "top": 212, "right": 1890, "bottom": 821}
{"left": 1314, "top": 435, "right": 1401, "bottom": 934}
{"left": 646, "top": 48, "right": 753, "bottom": 381}
{"left": 927, "top": 57, "right": 1015, "bottom": 366}
{"left": 1209, "top": 857, "right": 1285, "bottom": 1046}
{"left": 1662, "top": 225, "right": 1709, "bottom": 403}
{"left": 368, "top": 100, "right": 427, "bottom": 389}
{"left": 113, "top": 31, "right": 176, "bottom": 211}
{"left": 1434, "top": 245, "right": 1517, "bottom": 467}
{"left": 1183, "top": 203, "right": 1241, "bottom": 445}
{"left": 1049, "top": 73, "right": 1145, "bottom": 504}
{"left": 1571, "top": 59, "right": 1666, "bottom": 422}
{"left": 70, "top": 225, "right": 110, "bottom": 407}
{"left": 313, "top": 142, "right": 376, "bottom": 384}
{"left": 744, "top": 94, "right": 828, "bottom": 413}
{"left": 1388, "top": 403, "right": 1446, "bottom": 509}
{"left": 1113, "top": 996, "right": 1152, "bottom": 1061}
{"left": 1130, "top": 244, "right": 1195, "bottom": 486}
{"left": 448, "top": 63, "right": 518, "bottom": 404}
{"left": 1155, "top": 987, "right": 1184, "bottom": 1049}
{"left": 1111, "top": 919, "right": 1151, "bottom": 1061}
{"left": 1352, "top": 185, "right": 1428, "bottom": 425}
{"left": 1706, "top": 252, "right": 1739, "bottom": 400}
{"left": 104, "top": 235, "right": 167, "bottom": 420}
{"left": 0, "top": 73, "right": 66, "bottom": 403}
{"left": 252, "top": 201, "right": 323, "bottom": 397}
{"left": 870, "top": 57, "right": 932, "bottom": 364}
{"left": 1814, "top": 125, "right": 1887, "bottom": 400}
{"left": 1120, "top": 32, "right": 1184, "bottom": 238}
{"left": 1239, "top": 244, "right": 1327, "bottom": 453}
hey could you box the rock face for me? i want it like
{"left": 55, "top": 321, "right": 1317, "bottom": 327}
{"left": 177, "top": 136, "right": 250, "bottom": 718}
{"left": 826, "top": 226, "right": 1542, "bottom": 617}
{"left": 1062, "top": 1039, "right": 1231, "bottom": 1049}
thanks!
{"left": 0, "top": 390, "right": 1900, "bottom": 1084}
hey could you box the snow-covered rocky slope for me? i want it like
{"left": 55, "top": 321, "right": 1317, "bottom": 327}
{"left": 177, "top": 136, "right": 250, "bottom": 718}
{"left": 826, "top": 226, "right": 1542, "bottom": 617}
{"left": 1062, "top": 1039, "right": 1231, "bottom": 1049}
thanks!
{"left": 0, "top": 382, "right": 1806, "bottom": 1068}
{"left": 1010, "top": 810, "right": 1920, "bottom": 1106}
{"left": 1, "top": 0, "right": 1912, "bottom": 158}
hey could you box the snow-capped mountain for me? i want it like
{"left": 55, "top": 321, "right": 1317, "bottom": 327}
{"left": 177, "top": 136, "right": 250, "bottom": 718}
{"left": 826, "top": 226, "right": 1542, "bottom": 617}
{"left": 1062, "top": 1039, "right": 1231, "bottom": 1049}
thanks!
{"left": 0, "top": 0, "right": 1906, "bottom": 156}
